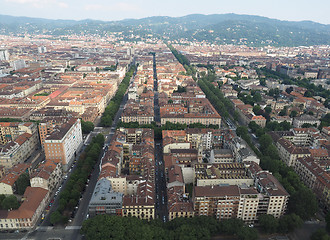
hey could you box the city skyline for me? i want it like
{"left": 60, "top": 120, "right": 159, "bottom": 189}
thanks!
{"left": 0, "top": 0, "right": 330, "bottom": 24}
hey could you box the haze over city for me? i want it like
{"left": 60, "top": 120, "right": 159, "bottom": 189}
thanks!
{"left": 0, "top": 0, "right": 329, "bottom": 24}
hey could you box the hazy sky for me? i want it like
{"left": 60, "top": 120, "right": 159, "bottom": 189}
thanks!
{"left": 1, "top": 0, "right": 329, "bottom": 24}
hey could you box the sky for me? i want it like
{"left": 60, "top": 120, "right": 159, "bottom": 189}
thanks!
{"left": 0, "top": 0, "right": 329, "bottom": 24}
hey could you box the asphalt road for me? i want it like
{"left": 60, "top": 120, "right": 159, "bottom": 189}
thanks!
{"left": 153, "top": 53, "right": 168, "bottom": 221}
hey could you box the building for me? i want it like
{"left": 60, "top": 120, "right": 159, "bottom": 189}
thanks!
{"left": 194, "top": 163, "right": 254, "bottom": 187}
{"left": 0, "top": 187, "right": 49, "bottom": 230}
{"left": 10, "top": 60, "right": 26, "bottom": 71}
{"left": 293, "top": 115, "right": 320, "bottom": 128}
{"left": 44, "top": 118, "right": 83, "bottom": 170}
{"left": 88, "top": 178, "right": 123, "bottom": 217}
{"left": 209, "top": 149, "right": 234, "bottom": 164}
{"left": 30, "top": 161, "right": 62, "bottom": 192}
{"left": 0, "top": 132, "right": 39, "bottom": 169}
{"left": 193, "top": 169, "right": 289, "bottom": 222}
{"left": 193, "top": 185, "right": 240, "bottom": 220}
{"left": 0, "top": 49, "right": 9, "bottom": 61}
{"left": 0, "top": 163, "right": 31, "bottom": 195}
{"left": 167, "top": 186, "right": 194, "bottom": 221}
{"left": 0, "top": 122, "right": 38, "bottom": 146}
{"left": 276, "top": 138, "right": 311, "bottom": 167}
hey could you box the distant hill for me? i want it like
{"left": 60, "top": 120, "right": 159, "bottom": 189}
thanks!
{"left": 0, "top": 13, "right": 330, "bottom": 46}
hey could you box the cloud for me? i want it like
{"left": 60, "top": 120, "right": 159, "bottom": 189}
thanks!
{"left": 5, "top": 0, "right": 68, "bottom": 8}
{"left": 84, "top": 2, "right": 141, "bottom": 13}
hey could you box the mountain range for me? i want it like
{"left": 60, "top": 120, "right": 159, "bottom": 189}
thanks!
{"left": 0, "top": 13, "right": 330, "bottom": 46}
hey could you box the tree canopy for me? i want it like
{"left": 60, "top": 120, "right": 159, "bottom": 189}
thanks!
{"left": 81, "top": 215, "right": 259, "bottom": 240}
{"left": 15, "top": 173, "right": 30, "bottom": 195}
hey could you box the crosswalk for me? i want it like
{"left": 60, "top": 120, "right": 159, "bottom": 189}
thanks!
{"left": 37, "top": 226, "right": 53, "bottom": 231}
{"left": 65, "top": 226, "right": 82, "bottom": 230}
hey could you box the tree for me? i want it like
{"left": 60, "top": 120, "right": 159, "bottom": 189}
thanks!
{"left": 248, "top": 121, "right": 260, "bottom": 133}
{"left": 264, "top": 144, "right": 279, "bottom": 160}
{"left": 279, "top": 121, "right": 292, "bottom": 131}
{"left": 50, "top": 210, "right": 64, "bottom": 225}
{"left": 279, "top": 107, "right": 287, "bottom": 116}
{"left": 259, "top": 134, "right": 273, "bottom": 153}
{"left": 0, "top": 194, "right": 5, "bottom": 209}
{"left": 290, "top": 110, "right": 298, "bottom": 118}
{"left": 237, "top": 226, "right": 258, "bottom": 240}
{"left": 326, "top": 211, "right": 330, "bottom": 232}
{"left": 236, "top": 126, "right": 249, "bottom": 138}
{"left": 253, "top": 105, "right": 262, "bottom": 115}
{"left": 252, "top": 92, "right": 262, "bottom": 103}
{"left": 220, "top": 218, "right": 244, "bottom": 235}
{"left": 264, "top": 106, "right": 272, "bottom": 115}
{"left": 268, "top": 88, "right": 281, "bottom": 99}
{"left": 15, "top": 173, "right": 30, "bottom": 195}
{"left": 1, "top": 195, "right": 20, "bottom": 210}
{"left": 304, "top": 90, "right": 314, "bottom": 97}
{"left": 311, "top": 229, "right": 330, "bottom": 240}
{"left": 277, "top": 214, "right": 303, "bottom": 233}
{"left": 81, "top": 120, "right": 94, "bottom": 134}
{"left": 259, "top": 214, "right": 278, "bottom": 233}
{"left": 285, "top": 87, "right": 293, "bottom": 94}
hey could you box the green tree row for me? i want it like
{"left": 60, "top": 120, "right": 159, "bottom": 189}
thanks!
{"left": 167, "top": 44, "right": 196, "bottom": 77}
{"left": 81, "top": 215, "right": 258, "bottom": 240}
{"left": 258, "top": 214, "right": 303, "bottom": 234}
{"left": 198, "top": 77, "right": 233, "bottom": 119}
{"left": 100, "top": 65, "right": 136, "bottom": 127}
{"left": 81, "top": 120, "right": 95, "bottom": 134}
{"left": 50, "top": 134, "right": 105, "bottom": 225}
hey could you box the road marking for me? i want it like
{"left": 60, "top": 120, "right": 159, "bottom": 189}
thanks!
{"left": 65, "top": 226, "right": 82, "bottom": 230}
{"left": 37, "top": 226, "right": 53, "bottom": 231}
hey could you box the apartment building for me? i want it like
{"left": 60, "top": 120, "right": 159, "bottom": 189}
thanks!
{"left": 30, "top": 161, "right": 62, "bottom": 192}
{"left": 44, "top": 118, "right": 83, "bottom": 170}
{"left": 0, "top": 132, "right": 39, "bottom": 169}
{"left": 193, "top": 165, "right": 289, "bottom": 222}
{"left": 0, "top": 122, "right": 38, "bottom": 145}
{"left": 122, "top": 179, "right": 155, "bottom": 220}
{"left": 88, "top": 178, "right": 123, "bottom": 217}
{"left": 193, "top": 185, "right": 240, "bottom": 220}
{"left": 167, "top": 186, "right": 194, "bottom": 221}
{"left": 276, "top": 137, "right": 311, "bottom": 167}
{"left": 160, "top": 99, "right": 222, "bottom": 128}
